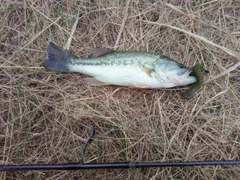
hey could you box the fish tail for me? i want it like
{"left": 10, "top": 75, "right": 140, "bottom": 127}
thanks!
{"left": 43, "top": 42, "right": 76, "bottom": 72}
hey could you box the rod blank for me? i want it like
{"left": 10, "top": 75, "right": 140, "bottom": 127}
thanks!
{"left": 1, "top": 160, "right": 240, "bottom": 171}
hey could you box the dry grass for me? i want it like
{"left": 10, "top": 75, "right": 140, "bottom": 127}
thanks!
{"left": 0, "top": 0, "right": 240, "bottom": 179}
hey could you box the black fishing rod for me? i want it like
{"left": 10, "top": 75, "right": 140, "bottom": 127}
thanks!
{"left": 2, "top": 160, "right": 240, "bottom": 171}
{"left": 1, "top": 129, "right": 240, "bottom": 171}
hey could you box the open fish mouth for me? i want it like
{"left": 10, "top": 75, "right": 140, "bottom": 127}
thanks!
{"left": 177, "top": 69, "right": 192, "bottom": 76}
{"left": 183, "top": 69, "right": 192, "bottom": 77}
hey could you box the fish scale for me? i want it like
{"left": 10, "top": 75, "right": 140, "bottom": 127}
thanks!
{"left": 69, "top": 51, "right": 158, "bottom": 67}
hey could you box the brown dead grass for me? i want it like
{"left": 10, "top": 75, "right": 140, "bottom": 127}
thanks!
{"left": 0, "top": 0, "right": 240, "bottom": 179}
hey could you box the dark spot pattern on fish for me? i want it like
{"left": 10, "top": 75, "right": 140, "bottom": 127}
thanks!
{"left": 69, "top": 58, "right": 138, "bottom": 66}
{"left": 69, "top": 59, "right": 109, "bottom": 66}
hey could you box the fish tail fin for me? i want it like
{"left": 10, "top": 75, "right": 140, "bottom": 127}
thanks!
{"left": 43, "top": 42, "right": 76, "bottom": 72}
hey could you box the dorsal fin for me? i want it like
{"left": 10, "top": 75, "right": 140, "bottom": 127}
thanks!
{"left": 89, "top": 48, "right": 114, "bottom": 58}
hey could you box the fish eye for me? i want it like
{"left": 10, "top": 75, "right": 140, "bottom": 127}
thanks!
{"left": 178, "top": 63, "right": 185, "bottom": 69}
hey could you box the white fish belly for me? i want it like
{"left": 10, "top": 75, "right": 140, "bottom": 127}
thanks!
{"left": 69, "top": 64, "right": 164, "bottom": 88}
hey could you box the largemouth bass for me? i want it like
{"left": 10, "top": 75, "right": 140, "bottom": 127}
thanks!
{"left": 43, "top": 42, "right": 196, "bottom": 88}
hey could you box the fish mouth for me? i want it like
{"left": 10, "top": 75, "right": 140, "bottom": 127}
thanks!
{"left": 178, "top": 69, "right": 192, "bottom": 77}
{"left": 184, "top": 69, "right": 192, "bottom": 77}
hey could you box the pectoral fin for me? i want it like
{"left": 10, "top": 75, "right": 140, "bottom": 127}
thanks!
{"left": 89, "top": 48, "right": 114, "bottom": 58}
{"left": 138, "top": 64, "right": 153, "bottom": 77}
{"left": 84, "top": 77, "right": 108, "bottom": 86}
{"left": 134, "top": 83, "right": 150, "bottom": 88}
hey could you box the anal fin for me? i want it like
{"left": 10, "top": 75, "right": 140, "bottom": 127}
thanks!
{"left": 84, "top": 77, "right": 108, "bottom": 86}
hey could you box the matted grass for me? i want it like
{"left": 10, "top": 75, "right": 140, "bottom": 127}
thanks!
{"left": 0, "top": 0, "right": 240, "bottom": 179}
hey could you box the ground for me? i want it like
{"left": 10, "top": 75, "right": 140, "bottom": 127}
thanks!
{"left": 0, "top": 0, "right": 240, "bottom": 179}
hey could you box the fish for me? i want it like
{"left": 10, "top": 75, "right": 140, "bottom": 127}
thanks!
{"left": 43, "top": 42, "right": 197, "bottom": 89}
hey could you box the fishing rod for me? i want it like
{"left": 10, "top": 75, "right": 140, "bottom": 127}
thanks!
{"left": 1, "top": 129, "right": 240, "bottom": 171}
